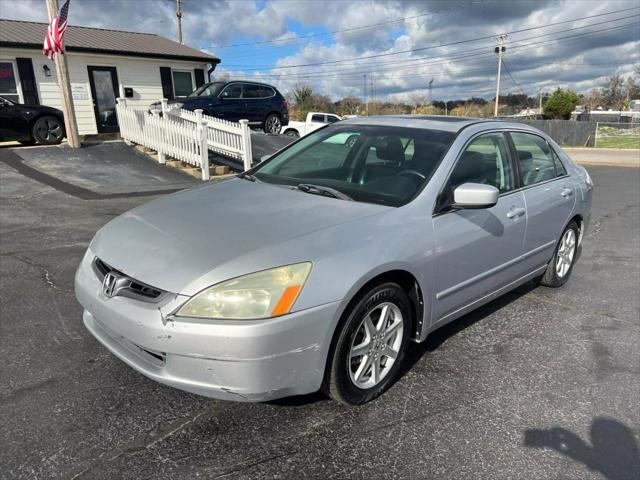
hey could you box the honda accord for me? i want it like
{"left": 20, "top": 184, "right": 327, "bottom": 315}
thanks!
{"left": 75, "top": 116, "right": 593, "bottom": 405}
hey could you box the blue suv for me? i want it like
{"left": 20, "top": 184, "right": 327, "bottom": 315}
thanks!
{"left": 165, "top": 81, "right": 289, "bottom": 134}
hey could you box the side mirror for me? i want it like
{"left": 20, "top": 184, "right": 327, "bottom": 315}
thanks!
{"left": 260, "top": 154, "right": 271, "bottom": 163}
{"left": 453, "top": 183, "right": 499, "bottom": 209}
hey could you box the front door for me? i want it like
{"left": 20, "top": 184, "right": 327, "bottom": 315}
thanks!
{"left": 432, "top": 132, "right": 527, "bottom": 322}
{"left": 88, "top": 66, "right": 119, "bottom": 133}
{"left": 210, "top": 82, "right": 244, "bottom": 121}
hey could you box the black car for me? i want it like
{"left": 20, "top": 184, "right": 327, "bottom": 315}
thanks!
{"left": 0, "top": 96, "right": 66, "bottom": 145}
{"left": 155, "top": 81, "right": 289, "bottom": 134}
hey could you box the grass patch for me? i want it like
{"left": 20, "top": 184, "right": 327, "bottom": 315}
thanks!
{"left": 596, "top": 125, "right": 640, "bottom": 149}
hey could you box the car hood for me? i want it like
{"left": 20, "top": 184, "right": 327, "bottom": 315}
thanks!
{"left": 90, "top": 178, "right": 390, "bottom": 294}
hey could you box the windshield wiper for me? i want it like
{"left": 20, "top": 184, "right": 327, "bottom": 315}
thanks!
{"left": 237, "top": 172, "right": 257, "bottom": 182}
{"left": 295, "top": 183, "right": 353, "bottom": 201}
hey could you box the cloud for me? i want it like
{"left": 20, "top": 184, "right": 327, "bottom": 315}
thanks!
{"left": 1, "top": 0, "right": 638, "bottom": 100}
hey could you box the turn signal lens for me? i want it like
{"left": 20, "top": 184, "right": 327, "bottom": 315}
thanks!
{"left": 176, "top": 263, "right": 312, "bottom": 320}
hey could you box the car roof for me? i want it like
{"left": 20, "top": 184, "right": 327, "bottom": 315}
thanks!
{"left": 339, "top": 115, "right": 535, "bottom": 133}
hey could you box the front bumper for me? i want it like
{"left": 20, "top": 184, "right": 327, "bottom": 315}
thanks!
{"left": 75, "top": 251, "right": 341, "bottom": 402}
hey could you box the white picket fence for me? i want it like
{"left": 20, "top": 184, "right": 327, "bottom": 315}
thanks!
{"left": 115, "top": 98, "right": 253, "bottom": 180}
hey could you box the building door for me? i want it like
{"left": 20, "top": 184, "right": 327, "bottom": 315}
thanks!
{"left": 87, "top": 66, "right": 119, "bottom": 133}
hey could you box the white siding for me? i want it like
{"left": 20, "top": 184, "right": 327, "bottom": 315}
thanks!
{"left": 0, "top": 47, "right": 208, "bottom": 135}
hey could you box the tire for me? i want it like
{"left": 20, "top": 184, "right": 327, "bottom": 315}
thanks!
{"left": 284, "top": 129, "right": 299, "bottom": 137}
{"left": 32, "top": 116, "right": 64, "bottom": 145}
{"left": 263, "top": 113, "right": 282, "bottom": 134}
{"left": 324, "top": 282, "right": 412, "bottom": 405}
{"left": 345, "top": 134, "right": 359, "bottom": 147}
{"left": 537, "top": 220, "right": 579, "bottom": 287}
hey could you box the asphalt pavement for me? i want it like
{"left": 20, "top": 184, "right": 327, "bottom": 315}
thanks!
{"left": 1, "top": 143, "right": 638, "bottom": 480}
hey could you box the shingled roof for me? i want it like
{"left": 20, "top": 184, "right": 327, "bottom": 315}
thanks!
{"left": 0, "top": 19, "right": 220, "bottom": 64}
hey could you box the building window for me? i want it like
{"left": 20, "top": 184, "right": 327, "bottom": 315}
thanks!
{"left": 172, "top": 70, "right": 193, "bottom": 97}
{"left": 0, "top": 61, "right": 21, "bottom": 103}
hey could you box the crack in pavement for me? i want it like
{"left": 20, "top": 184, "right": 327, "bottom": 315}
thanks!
{"left": 69, "top": 408, "right": 215, "bottom": 480}
{"left": 6, "top": 253, "right": 74, "bottom": 295}
{"left": 586, "top": 203, "right": 639, "bottom": 239}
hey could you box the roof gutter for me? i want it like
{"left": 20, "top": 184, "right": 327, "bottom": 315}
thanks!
{"left": 0, "top": 42, "right": 220, "bottom": 64}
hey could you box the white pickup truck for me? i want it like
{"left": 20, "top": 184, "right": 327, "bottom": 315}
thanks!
{"left": 282, "top": 112, "right": 343, "bottom": 137}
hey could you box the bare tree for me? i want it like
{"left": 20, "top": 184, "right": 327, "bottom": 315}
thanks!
{"left": 601, "top": 74, "right": 626, "bottom": 110}
{"left": 408, "top": 92, "right": 427, "bottom": 109}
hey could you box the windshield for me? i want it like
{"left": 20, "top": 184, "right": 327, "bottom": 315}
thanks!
{"left": 188, "top": 82, "right": 225, "bottom": 97}
{"left": 254, "top": 124, "right": 455, "bottom": 207}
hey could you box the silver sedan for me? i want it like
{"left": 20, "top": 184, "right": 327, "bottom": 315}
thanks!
{"left": 75, "top": 116, "right": 593, "bottom": 405}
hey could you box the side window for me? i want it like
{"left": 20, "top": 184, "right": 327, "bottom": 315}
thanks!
{"left": 243, "top": 84, "right": 261, "bottom": 98}
{"left": 327, "top": 115, "right": 340, "bottom": 123}
{"left": 449, "top": 133, "right": 515, "bottom": 193}
{"left": 220, "top": 83, "right": 242, "bottom": 98}
{"left": 511, "top": 132, "right": 563, "bottom": 186}
{"left": 261, "top": 86, "right": 275, "bottom": 97}
{"left": 311, "top": 114, "right": 324, "bottom": 123}
{"left": 550, "top": 148, "right": 567, "bottom": 176}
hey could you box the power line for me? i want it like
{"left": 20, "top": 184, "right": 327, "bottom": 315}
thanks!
{"left": 221, "top": 6, "right": 640, "bottom": 70}
{"left": 218, "top": 21, "right": 640, "bottom": 80}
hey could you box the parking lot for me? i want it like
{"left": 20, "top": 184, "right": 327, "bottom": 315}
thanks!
{"left": 1, "top": 143, "right": 638, "bottom": 480}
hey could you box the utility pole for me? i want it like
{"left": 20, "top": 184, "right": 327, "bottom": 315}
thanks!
{"left": 364, "top": 73, "right": 368, "bottom": 116}
{"left": 45, "top": 0, "right": 80, "bottom": 148}
{"left": 176, "top": 0, "right": 183, "bottom": 44}
{"left": 370, "top": 73, "right": 374, "bottom": 113}
{"left": 538, "top": 87, "right": 543, "bottom": 116}
{"left": 428, "top": 79, "right": 433, "bottom": 105}
{"left": 494, "top": 34, "right": 507, "bottom": 117}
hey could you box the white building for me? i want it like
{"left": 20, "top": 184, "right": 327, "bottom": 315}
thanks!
{"left": 0, "top": 19, "right": 220, "bottom": 136}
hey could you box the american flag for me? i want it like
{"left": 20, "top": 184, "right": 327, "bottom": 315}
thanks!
{"left": 43, "top": 0, "right": 70, "bottom": 60}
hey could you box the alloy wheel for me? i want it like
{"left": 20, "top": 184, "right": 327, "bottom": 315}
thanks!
{"left": 555, "top": 228, "right": 576, "bottom": 278}
{"left": 37, "top": 119, "right": 63, "bottom": 143}
{"left": 348, "top": 302, "right": 404, "bottom": 389}
{"left": 266, "top": 116, "right": 281, "bottom": 134}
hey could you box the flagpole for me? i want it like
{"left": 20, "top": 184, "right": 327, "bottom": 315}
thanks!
{"left": 46, "top": 0, "right": 80, "bottom": 148}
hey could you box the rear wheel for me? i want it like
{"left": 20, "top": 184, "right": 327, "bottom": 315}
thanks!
{"left": 32, "top": 116, "right": 64, "bottom": 145}
{"left": 263, "top": 114, "right": 282, "bottom": 134}
{"left": 284, "top": 129, "right": 299, "bottom": 137}
{"left": 537, "top": 220, "right": 579, "bottom": 287}
{"left": 324, "top": 282, "right": 411, "bottom": 405}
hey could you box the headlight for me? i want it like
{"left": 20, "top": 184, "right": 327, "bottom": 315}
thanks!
{"left": 176, "top": 263, "right": 312, "bottom": 320}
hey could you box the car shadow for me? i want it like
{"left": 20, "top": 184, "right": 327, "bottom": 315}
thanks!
{"left": 400, "top": 280, "right": 539, "bottom": 376}
{"left": 523, "top": 417, "right": 640, "bottom": 480}
{"left": 270, "top": 281, "right": 539, "bottom": 407}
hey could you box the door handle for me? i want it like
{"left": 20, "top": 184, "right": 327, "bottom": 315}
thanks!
{"left": 506, "top": 207, "right": 526, "bottom": 219}
{"left": 561, "top": 188, "right": 574, "bottom": 198}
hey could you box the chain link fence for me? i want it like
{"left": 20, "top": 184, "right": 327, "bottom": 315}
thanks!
{"left": 594, "top": 122, "right": 640, "bottom": 149}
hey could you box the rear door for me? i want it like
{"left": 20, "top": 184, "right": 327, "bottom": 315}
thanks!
{"left": 508, "top": 131, "right": 576, "bottom": 271}
{"left": 432, "top": 132, "right": 527, "bottom": 322}
{"left": 243, "top": 84, "right": 270, "bottom": 123}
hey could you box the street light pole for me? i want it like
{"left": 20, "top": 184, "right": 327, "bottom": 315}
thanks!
{"left": 494, "top": 34, "right": 507, "bottom": 117}
{"left": 45, "top": 0, "right": 80, "bottom": 148}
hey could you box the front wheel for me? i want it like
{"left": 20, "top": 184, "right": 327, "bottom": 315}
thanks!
{"left": 33, "top": 116, "right": 64, "bottom": 145}
{"left": 324, "top": 282, "right": 411, "bottom": 405}
{"left": 283, "top": 129, "right": 299, "bottom": 137}
{"left": 263, "top": 114, "right": 282, "bottom": 134}
{"left": 537, "top": 220, "right": 579, "bottom": 287}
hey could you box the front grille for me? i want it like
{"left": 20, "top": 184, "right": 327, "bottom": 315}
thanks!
{"left": 92, "top": 257, "right": 166, "bottom": 302}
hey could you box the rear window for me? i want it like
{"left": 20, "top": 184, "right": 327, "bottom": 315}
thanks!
{"left": 243, "top": 84, "right": 274, "bottom": 98}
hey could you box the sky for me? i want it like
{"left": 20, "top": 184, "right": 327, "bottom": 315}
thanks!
{"left": 1, "top": 0, "right": 639, "bottom": 102}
